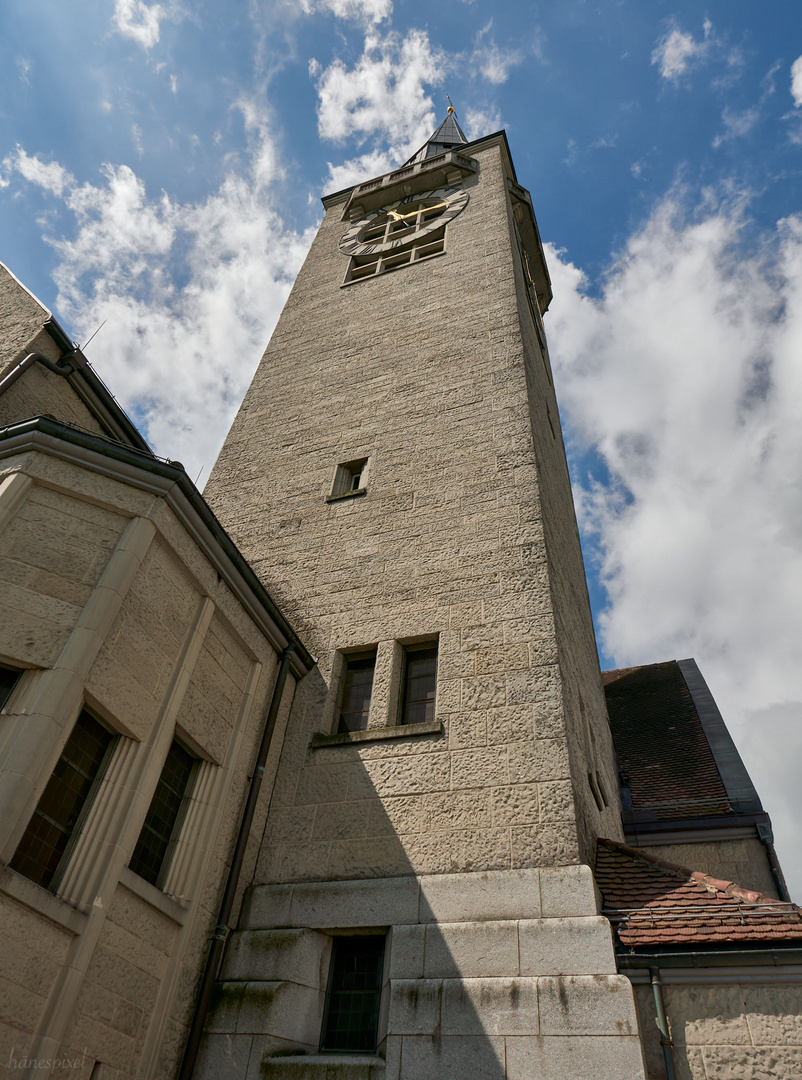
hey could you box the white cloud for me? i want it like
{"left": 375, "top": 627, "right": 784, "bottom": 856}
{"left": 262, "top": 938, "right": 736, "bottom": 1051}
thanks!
{"left": 470, "top": 21, "right": 524, "bottom": 85}
{"left": 713, "top": 106, "right": 760, "bottom": 147}
{"left": 3, "top": 148, "right": 75, "bottom": 197}
{"left": 544, "top": 192, "right": 802, "bottom": 898}
{"left": 463, "top": 105, "right": 502, "bottom": 141}
{"left": 791, "top": 55, "right": 802, "bottom": 107}
{"left": 314, "top": 0, "right": 392, "bottom": 25}
{"left": 652, "top": 19, "right": 712, "bottom": 83}
{"left": 313, "top": 29, "right": 446, "bottom": 188}
{"left": 3, "top": 108, "right": 315, "bottom": 481}
{"left": 112, "top": 0, "right": 168, "bottom": 49}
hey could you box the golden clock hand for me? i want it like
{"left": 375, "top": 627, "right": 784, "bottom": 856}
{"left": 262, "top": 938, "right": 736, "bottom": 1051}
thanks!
{"left": 388, "top": 200, "right": 449, "bottom": 222}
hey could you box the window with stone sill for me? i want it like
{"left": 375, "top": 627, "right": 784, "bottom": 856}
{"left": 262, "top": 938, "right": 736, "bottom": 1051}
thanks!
{"left": 329, "top": 458, "right": 369, "bottom": 501}
{"left": 10, "top": 709, "right": 117, "bottom": 891}
{"left": 129, "top": 739, "right": 197, "bottom": 890}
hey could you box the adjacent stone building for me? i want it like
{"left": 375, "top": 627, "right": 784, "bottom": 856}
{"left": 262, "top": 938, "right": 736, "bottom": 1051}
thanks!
{"left": 0, "top": 114, "right": 800, "bottom": 1080}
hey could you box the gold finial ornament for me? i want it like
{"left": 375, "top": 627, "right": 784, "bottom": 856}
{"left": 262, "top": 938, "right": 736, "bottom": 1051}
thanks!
{"left": 446, "top": 95, "right": 455, "bottom": 114}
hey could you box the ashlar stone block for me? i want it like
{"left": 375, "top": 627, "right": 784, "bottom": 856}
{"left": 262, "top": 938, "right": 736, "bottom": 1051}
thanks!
{"left": 440, "top": 977, "right": 539, "bottom": 1036}
{"left": 505, "top": 1034, "right": 646, "bottom": 1080}
{"left": 221, "top": 928, "right": 330, "bottom": 988}
{"left": 537, "top": 975, "right": 639, "bottom": 1037}
{"left": 422, "top": 921, "right": 519, "bottom": 979}
{"left": 518, "top": 916, "right": 615, "bottom": 976}
{"left": 419, "top": 867, "right": 541, "bottom": 923}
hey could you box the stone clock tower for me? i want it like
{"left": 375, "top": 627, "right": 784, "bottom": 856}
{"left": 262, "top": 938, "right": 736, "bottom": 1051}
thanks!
{"left": 200, "top": 113, "right": 647, "bottom": 1079}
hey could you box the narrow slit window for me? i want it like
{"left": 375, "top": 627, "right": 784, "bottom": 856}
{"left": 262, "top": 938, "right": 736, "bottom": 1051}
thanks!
{"left": 320, "top": 935, "right": 385, "bottom": 1054}
{"left": 129, "top": 739, "right": 196, "bottom": 889}
{"left": 338, "top": 652, "right": 377, "bottom": 734}
{"left": 10, "top": 709, "right": 116, "bottom": 890}
{"left": 399, "top": 643, "right": 438, "bottom": 726}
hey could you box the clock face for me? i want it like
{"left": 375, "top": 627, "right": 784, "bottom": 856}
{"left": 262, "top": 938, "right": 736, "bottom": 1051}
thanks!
{"left": 339, "top": 186, "right": 469, "bottom": 258}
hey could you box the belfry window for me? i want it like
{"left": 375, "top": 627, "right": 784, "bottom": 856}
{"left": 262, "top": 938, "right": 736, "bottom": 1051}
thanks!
{"left": 337, "top": 652, "right": 377, "bottom": 734}
{"left": 320, "top": 935, "right": 385, "bottom": 1053}
{"left": 10, "top": 710, "right": 116, "bottom": 890}
{"left": 129, "top": 739, "right": 197, "bottom": 889}
{"left": 399, "top": 643, "right": 438, "bottom": 726}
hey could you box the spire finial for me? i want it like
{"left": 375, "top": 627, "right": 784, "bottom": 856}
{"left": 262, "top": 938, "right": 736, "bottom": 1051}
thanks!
{"left": 446, "top": 95, "right": 455, "bottom": 115}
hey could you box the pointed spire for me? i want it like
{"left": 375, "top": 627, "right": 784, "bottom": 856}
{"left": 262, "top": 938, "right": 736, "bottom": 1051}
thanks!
{"left": 405, "top": 101, "right": 469, "bottom": 165}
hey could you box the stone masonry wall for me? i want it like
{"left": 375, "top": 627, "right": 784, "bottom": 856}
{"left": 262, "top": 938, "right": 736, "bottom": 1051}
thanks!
{"left": 633, "top": 977, "right": 802, "bottom": 1080}
{"left": 205, "top": 138, "right": 620, "bottom": 886}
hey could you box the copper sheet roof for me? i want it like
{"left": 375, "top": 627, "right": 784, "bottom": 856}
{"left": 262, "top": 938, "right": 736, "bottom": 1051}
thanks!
{"left": 596, "top": 838, "right": 802, "bottom": 948}
{"left": 602, "top": 661, "right": 732, "bottom": 819}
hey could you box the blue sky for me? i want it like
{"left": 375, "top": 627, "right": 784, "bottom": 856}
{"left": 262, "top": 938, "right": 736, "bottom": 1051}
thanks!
{"left": 2, "top": 0, "right": 802, "bottom": 896}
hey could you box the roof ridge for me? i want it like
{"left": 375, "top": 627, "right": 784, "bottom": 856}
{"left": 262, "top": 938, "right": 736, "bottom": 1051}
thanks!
{"left": 597, "top": 837, "right": 792, "bottom": 908}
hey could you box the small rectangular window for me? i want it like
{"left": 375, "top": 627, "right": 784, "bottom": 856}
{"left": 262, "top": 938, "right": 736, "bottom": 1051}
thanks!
{"left": 320, "top": 935, "right": 385, "bottom": 1054}
{"left": 399, "top": 643, "right": 438, "bottom": 726}
{"left": 129, "top": 739, "right": 196, "bottom": 889}
{"left": 331, "top": 458, "right": 368, "bottom": 499}
{"left": 0, "top": 664, "right": 23, "bottom": 710}
{"left": 10, "top": 709, "right": 116, "bottom": 890}
{"left": 337, "top": 652, "right": 376, "bottom": 734}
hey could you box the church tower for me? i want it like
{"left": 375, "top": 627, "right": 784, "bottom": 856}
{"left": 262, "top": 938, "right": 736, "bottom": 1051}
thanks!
{"left": 200, "top": 114, "right": 646, "bottom": 1079}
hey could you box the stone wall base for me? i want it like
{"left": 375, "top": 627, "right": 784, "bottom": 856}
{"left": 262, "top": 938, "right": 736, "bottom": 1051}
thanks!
{"left": 197, "top": 866, "right": 647, "bottom": 1080}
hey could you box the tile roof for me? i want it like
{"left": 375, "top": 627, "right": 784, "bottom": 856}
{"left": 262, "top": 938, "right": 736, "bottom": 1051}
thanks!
{"left": 596, "top": 838, "right": 802, "bottom": 948}
{"left": 602, "top": 661, "right": 732, "bottom": 820}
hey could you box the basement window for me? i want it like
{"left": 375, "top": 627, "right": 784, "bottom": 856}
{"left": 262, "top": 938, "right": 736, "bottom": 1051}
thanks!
{"left": 10, "top": 709, "right": 116, "bottom": 891}
{"left": 320, "top": 935, "right": 385, "bottom": 1053}
{"left": 129, "top": 739, "right": 197, "bottom": 889}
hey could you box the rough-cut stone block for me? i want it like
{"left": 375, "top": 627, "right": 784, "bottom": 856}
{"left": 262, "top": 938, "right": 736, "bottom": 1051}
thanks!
{"left": 742, "top": 984, "right": 802, "bottom": 1044}
{"left": 397, "top": 1034, "right": 506, "bottom": 1080}
{"left": 419, "top": 868, "right": 541, "bottom": 922}
{"left": 440, "top": 977, "right": 539, "bottom": 1036}
{"left": 221, "top": 928, "right": 330, "bottom": 988}
{"left": 505, "top": 1034, "right": 646, "bottom": 1080}
{"left": 538, "top": 975, "right": 639, "bottom": 1036}
{"left": 539, "top": 865, "right": 599, "bottom": 917}
{"left": 518, "top": 917, "right": 615, "bottom": 976}
{"left": 388, "top": 924, "right": 425, "bottom": 979}
{"left": 288, "top": 876, "right": 420, "bottom": 928}
{"left": 699, "top": 1044, "right": 802, "bottom": 1079}
{"left": 664, "top": 983, "right": 752, "bottom": 1046}
{"left": 423, "top": 921, "right": 519, "bottom": 978}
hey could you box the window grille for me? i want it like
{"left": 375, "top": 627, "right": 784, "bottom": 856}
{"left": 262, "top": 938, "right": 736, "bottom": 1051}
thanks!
{"left": 320, "top": 936, "right": 385, "bottom": 1053}
{"left": 345, "top": 201, "right": 448, "bottom": 284}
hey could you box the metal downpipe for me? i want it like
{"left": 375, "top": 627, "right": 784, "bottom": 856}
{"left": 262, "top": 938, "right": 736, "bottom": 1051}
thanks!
{"left": 178, "top": 643, "right": 295, "bottom": 1080}
{"left": 649, "top": 966, "right": 677, "bottom": 1080}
